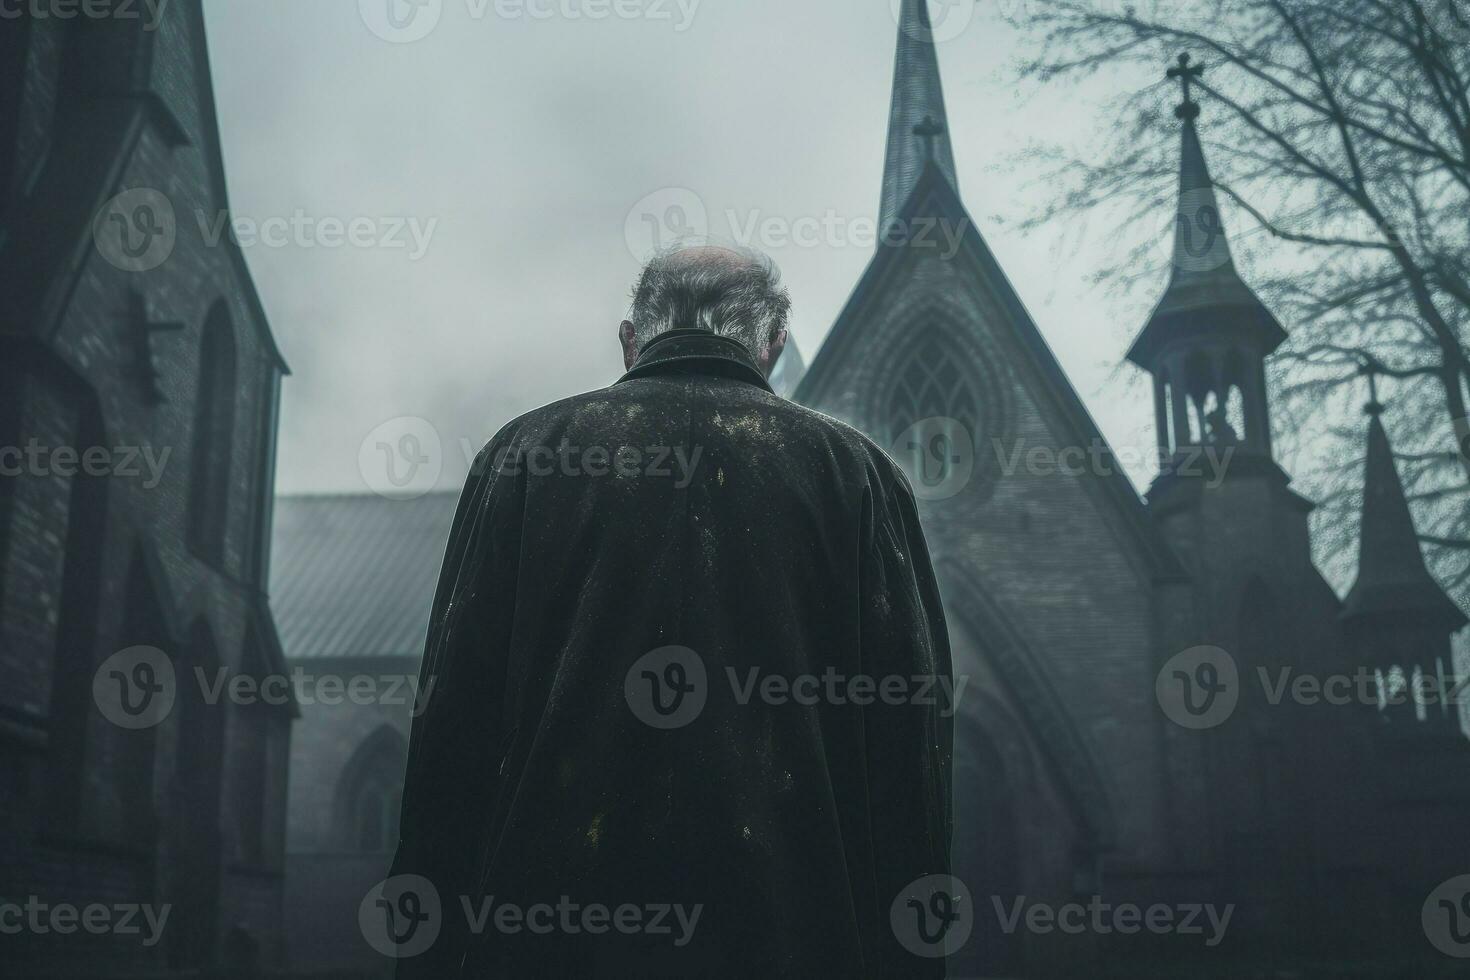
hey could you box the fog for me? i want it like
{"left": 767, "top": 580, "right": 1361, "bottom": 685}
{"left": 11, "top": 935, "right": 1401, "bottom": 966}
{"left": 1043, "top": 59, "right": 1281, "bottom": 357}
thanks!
{"left": 201, "top": 0, "right": 1166, "bottom": 495}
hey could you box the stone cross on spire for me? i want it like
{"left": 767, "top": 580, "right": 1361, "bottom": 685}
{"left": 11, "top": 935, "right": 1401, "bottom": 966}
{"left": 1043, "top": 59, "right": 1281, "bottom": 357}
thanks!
{"left": 913, "top": 114, "right": 946, "bottom": 163}
{"left": 1168, "top": 53, "right": 1204, "bottom": 120}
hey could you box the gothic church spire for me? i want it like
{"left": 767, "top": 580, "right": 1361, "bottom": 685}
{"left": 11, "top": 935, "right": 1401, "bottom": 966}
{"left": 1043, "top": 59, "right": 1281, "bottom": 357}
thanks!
{"left": 1342, "top": 400, "right": 1467, "bottom": 627}
{"left": 879, "top": 0, "right": 960, "bottom": 231}
{"left": 1129, "top": 54, "right": 1287, "bottom": 466}
{"left": 1129, "top": 54, "right": 1284, "bottom": 369}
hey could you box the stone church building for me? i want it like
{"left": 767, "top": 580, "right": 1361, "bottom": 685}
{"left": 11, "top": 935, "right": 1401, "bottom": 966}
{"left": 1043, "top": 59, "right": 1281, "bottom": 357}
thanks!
{"left": 268, "top": 9, "right": 1470, "bottom": 973}
{"left": 6, "top": 1, "right": 1461, "bottom": 977}
{"left": 1, "top": 3, "right": 293, "bottom": 975}
{"left": 266, "top": 3, "right": 1468, "bottom": 976}
{"left": 787, "top": 4, "right": 1470, "bottom": 975}
{"left": 272, "top": 5, "right": 1469, "bottom": 975}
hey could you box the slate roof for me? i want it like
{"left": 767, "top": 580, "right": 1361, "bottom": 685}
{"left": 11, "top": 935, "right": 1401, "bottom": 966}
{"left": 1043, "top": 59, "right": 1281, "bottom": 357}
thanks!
{"left": 1126, "top": 114, "right": 1285, "bottom": 368}
{"left": 269, "top": 492, "right": 459, "bottom": 660}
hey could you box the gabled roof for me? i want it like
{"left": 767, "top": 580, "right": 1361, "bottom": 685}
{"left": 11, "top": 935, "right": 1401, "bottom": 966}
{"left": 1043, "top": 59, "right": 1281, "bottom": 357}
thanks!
{"left": 269, "top": 493, "right": 460, "bottom": 660}
{"left": 797, "top": 162, "right": 1187, "bottom": 583}
{"left": 879, "top": 0, "right": 959, "bottom": 232}
{"left": 1342, "top": 409, "right": 1467, "bottom": 627}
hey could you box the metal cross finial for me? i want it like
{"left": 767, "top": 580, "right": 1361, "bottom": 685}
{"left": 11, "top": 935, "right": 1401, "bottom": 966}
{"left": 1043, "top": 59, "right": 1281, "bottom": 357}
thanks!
{"left": 1167, "top": 53, "right": 1204, "bottom": 121}
{"left": 914, "top": 114, "right": 946, "bottom": 162}
{"left": 1358, "top": 356, "right": 1385, "bottom": 416}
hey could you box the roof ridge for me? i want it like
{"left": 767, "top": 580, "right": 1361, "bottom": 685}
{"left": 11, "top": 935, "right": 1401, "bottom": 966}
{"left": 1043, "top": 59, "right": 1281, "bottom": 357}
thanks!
{"left": 276, "top": 489, "right": 462, "bottom": 502}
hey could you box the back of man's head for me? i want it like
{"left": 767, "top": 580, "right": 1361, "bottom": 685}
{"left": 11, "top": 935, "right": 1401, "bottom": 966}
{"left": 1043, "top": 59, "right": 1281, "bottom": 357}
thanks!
{"left": 621, "top": 243, "right": 791, "bottom": 373}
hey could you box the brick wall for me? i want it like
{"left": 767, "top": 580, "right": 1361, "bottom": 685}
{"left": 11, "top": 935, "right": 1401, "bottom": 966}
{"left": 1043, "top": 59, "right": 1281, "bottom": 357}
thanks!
{"left": 0, "top": 3, "right": 291, "bottom": 974}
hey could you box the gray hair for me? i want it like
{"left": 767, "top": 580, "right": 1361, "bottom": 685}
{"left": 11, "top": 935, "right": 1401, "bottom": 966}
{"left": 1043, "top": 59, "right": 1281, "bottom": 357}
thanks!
{"left": 627, "top": 244, "right": 791, "bottom": 358}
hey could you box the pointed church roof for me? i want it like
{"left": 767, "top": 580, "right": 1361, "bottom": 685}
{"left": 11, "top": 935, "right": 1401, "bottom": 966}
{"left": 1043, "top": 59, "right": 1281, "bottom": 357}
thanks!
{"left": 798, "top": 163, "right": 1187, "bottom": 584}
{"left": 879, "top": 0, "right": 959, "bottom": 231}
{"left": 799, "top": 19, "right": 1186, "bottom": 584}
{"left": 1342, "top": 406, "right": 1467, "bottom": 627}
{"left": 1126, "top": 70, "right": 1284, "bottom": 369}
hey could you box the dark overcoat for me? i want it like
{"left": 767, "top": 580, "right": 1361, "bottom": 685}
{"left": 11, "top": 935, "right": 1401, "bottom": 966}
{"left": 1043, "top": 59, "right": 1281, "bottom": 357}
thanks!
{"left": 390, "top": 329, "right": 953, "bottom": 977}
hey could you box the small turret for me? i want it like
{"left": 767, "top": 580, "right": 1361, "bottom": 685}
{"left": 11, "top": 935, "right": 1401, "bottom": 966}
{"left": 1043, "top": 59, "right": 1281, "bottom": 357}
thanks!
{"left": 1128, "top": 55, "right": 1287, "bottom": 467}
{"left": 1342, "top": 396, "right": 1467, "bottom": 729}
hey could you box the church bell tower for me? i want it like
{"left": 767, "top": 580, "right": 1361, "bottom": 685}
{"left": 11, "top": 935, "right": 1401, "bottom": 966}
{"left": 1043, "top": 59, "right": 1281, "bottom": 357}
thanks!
{"left": 1128, "top": 55, "right": 1287, "bottom": 475}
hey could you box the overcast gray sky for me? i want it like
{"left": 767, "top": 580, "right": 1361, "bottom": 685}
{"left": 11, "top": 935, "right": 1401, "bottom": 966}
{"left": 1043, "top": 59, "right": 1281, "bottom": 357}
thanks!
{"left": 202, "top": 0, "right": 1170, "bottom": 496}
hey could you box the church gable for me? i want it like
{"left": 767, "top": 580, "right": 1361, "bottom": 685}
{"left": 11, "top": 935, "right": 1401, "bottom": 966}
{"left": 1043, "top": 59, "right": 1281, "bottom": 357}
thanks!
{"left": 800, "top": 165, "right": 1179, "bottom": 585}
{"left": 798, "top": 166, "right": 1180, "bottom": 859}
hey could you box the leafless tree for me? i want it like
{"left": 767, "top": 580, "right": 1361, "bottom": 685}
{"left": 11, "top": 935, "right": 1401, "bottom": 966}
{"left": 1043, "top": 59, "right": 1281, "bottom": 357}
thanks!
{"left": 1006, "top": 0, "right": 1470, "bottom": 597}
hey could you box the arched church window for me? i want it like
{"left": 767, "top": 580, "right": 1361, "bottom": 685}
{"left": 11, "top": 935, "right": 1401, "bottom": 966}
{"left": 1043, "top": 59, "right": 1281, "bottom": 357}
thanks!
{"left": 886, "top": 329, "right": 980, "bottom": 443}
{"left": 38, "top": 383, "right": 109, "bottom": 831}
{"left": 188, "top": 303, "right": 237, "bottom": 565}
{"left": 352, "top": 770, "right": 403, "bottom": 853}
{"left": 335, "top": 726, "right": 408, "bottom": 853}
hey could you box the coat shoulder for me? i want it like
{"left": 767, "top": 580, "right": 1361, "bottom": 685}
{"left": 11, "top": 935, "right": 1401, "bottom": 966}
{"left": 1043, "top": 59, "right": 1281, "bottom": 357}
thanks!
{"left": 781, "top": 400, "right": 915, "bottom": 500}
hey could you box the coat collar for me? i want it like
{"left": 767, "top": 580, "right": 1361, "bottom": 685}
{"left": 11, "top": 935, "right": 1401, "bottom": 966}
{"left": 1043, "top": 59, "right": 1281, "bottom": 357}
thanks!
{"left": 616, "top": 329, "right": 774, "bottom": 393}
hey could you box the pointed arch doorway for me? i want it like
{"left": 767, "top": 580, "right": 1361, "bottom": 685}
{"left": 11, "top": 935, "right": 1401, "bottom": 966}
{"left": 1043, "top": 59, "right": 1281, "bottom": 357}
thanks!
{"left": 167, "top": 619, "right": 226, "bottom": 970}
{"left": 935, "top": 568, "right": 1118, "bottom": 979}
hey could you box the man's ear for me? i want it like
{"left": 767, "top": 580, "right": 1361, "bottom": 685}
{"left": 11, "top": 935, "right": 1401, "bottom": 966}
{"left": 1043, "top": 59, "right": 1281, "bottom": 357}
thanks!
{"left": 760, "top": 328, "right": 789, "bottom": 378}
{"left": 619, "top": 321, "right": 638, "bottom": 370}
